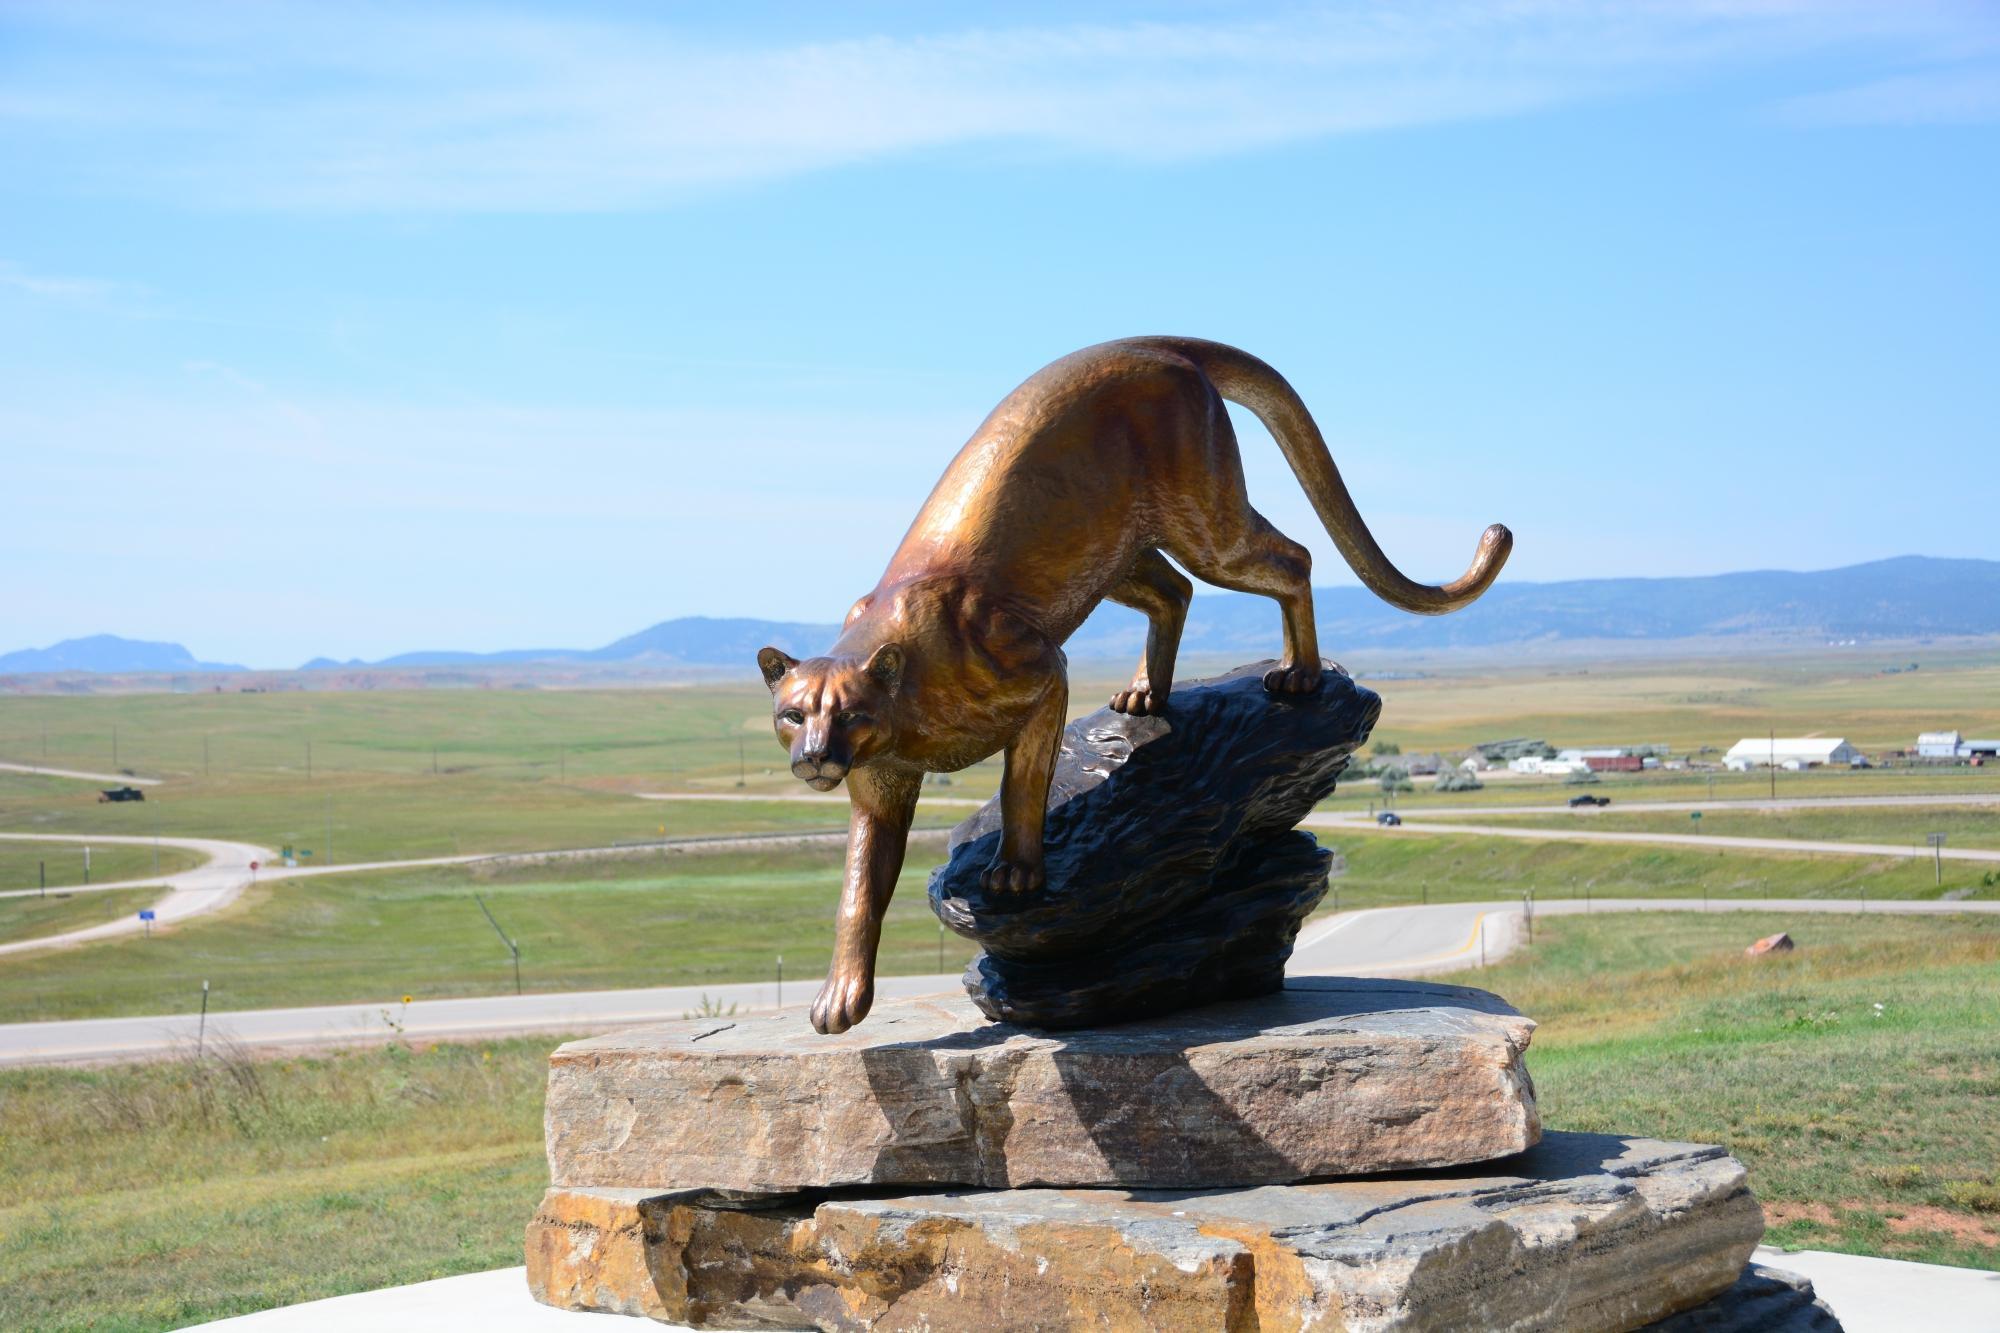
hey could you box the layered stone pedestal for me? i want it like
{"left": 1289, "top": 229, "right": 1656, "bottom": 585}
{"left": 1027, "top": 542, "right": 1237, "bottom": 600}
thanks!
{"left": 544, "top": 978, "right": 1540, "bottom": 1192}
{"left": 529, "top": 1134, "right": 1792, "bottom": 1330}
{"left": 530, "top": 982, "right": 1839, "bottom": 1330}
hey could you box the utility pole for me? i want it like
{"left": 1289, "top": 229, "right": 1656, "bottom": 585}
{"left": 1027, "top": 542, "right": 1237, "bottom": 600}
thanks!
{"left": 1928, "top": 832, "right": 1947, "bottom": 888}
{"left": 474, "top": 893, "right": 523, "bottom": 994}
{"left": 39, "top": 861, "right": 45, "bottom": 898}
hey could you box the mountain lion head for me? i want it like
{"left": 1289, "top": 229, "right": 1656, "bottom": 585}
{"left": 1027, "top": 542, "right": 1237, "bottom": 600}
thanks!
{"left": 757, "top": 643, "right": 905, "bottom": 791}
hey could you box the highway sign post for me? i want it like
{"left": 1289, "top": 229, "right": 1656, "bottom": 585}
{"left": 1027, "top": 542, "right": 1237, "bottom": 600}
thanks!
{"left": 1927, "top": 832, "right": 1947, "bottom": 888}
{"left": 138, "top": 907, "right": 156, "bottom": 937}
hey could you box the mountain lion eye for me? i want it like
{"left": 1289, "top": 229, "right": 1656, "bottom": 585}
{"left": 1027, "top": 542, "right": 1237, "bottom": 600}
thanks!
{"left": 780, "top": 709, "right": 805, "bottom": 725}
{"left": 836, "top": 710, "right": 863, "bottom": 726}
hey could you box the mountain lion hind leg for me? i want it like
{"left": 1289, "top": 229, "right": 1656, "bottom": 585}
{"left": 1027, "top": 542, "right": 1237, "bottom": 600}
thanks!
{"left": 1106, "top": 549, "right": 1193, "bottom": 716}
{"left": 1174, "top": 507, "right": 1322, "bottom": 696}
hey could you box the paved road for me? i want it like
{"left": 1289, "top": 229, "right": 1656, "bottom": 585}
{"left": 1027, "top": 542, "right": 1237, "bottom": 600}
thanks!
{"left": 8, "top": 894, "right": 1996, "bottom": 1067}
{"left": 1305, "top": 812, "right": 2000, "bottom": 863}
{"left": 0, "top": 761, "right": 161, "bottom": 785}
{"left": 1333, "top": 791, "right": 2000, "bottom": 818}
{"left": 647, "top": 789, "right": 2000, "bottom": 817}
{"left": 0, "top": 827, "right": 960, "bottom": 956}
{"left": 186, "top": 1247, "right": 2000, "bottom": 1332}
{"left": 0, "top": 833, "right": 271, "bottom": 956}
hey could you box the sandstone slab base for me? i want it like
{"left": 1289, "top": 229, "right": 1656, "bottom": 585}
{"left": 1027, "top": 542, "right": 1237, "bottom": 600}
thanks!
{"left": 526, "top": 1132, "right": 1768, "bottom": 1331}
{"left": 544, "top": 978, "right": 1538, "bottom": 1192}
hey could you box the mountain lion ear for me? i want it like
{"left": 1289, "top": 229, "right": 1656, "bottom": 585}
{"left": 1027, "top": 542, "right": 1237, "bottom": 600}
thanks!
{"left": 757, "top": 646, "right": 800, "bottom": 691}
{"left": 863, "top": 642, "right": 905, "bottom": 694}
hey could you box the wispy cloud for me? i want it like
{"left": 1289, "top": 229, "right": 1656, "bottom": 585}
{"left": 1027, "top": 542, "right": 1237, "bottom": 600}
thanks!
{"left": 0, "top": 259, "right": 121, "bottom": 303}
{"left": 1779, "top": 61, "right": 2000, "bottom": 125}
{"left": 1, "top": 2, "right": 1994, "bottom": 212}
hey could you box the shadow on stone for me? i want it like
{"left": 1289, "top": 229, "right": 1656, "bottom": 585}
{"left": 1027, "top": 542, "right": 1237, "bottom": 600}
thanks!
{"left": 929, "top": 661, "right": 1380, "bottom": 1028}
{"left": 852, "top": 978, "right": 1534, "bottom": 1189}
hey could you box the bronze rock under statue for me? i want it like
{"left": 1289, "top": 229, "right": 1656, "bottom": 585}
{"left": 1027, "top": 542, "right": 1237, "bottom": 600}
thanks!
{"left": 757, "top": 336, "right": 1510, "bottom": 1034}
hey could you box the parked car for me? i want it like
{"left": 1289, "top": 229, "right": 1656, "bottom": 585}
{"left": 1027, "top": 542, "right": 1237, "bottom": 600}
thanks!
{"left": 98, "top": 786, "right": 146, "bottom": 803}
{"left": 1376, "top": 811, "right": 1402, "bottom": 826}
{"left": 1567, "top": 793, "right": 1609, "bottom": 808}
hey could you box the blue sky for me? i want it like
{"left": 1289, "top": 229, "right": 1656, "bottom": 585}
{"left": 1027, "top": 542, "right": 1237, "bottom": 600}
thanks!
{"left": 3, "top": 1, "right": 1996, "bottom": 667}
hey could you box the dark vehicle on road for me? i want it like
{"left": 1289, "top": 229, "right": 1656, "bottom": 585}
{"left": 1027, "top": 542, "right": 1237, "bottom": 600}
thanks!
{"left": 1376, "top": 811, "right": 1402, "bottom": 826}
{"left": 1567, "top": 793, "right": 1609, "bottom": 808}
{"left": 97, "top": 786, "right": 146, "bottom": 803}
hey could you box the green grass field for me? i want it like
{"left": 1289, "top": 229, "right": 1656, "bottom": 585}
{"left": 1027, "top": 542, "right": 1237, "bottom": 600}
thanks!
{"left": 0, "top": 1036, "right": 553, "bottom": 1332}
{"left": 1328, "top": 829, "right": 2000, "bottom": 909}
{"left": 1458, "top": 804, "right": 2000, "bottom": 850}
{"left": 1, "top": 910, "right": 1991, "bottom": 1332}
{"left": 1317, "top": 763, "right": 2000, "bottom": 813}
{"left": 0, "top": 841, "right": 201, "bottom": 891}
{"left": 5, "top": 651, "right": 1998, "bottom": 853}
{"left": 0, "top": 847, "right": 977, "bottom": 1023}
{"left": 1451, "top": 911, "right": 2000, "bottom": 1271}
{"left": 0, "top": 888, "right": 163, "bottom": 945}
{"left": 2, "top": 831, "right": 1990, "bottom": 1023}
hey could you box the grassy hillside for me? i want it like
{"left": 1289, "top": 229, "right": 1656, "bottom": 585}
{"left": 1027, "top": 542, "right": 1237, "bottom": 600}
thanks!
{"left": 1455, "top": 911, "right": 2000, "bottom": 1271}
{"left": 2, "top": 910, "right": 1992, "bottom": 1332}
{"left": 0, "top": 847, "right": 975, "bottom": 1023}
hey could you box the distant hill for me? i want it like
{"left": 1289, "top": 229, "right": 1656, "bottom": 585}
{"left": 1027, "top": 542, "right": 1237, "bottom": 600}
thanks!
{"left": 8, "top": 557, "right": 1995, "bottom": 678}
{"left": 1069, "top": 555, "right": 2000, "bottom": 659}
{"left": 563, "top": 556, "right": 2000, "bottom": 665}
{"left": 0, "top": 634, "right": 246, "bottom": 675}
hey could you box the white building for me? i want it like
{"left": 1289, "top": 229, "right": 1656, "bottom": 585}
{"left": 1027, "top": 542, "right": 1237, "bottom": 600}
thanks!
{"left": 1723, "top": 737, "right": 1863, "bottom": 770}
{"left": 1509, "top": 756, "right": 1587, "bottom": 775}
{"left": 1918, "top": 731, "right": 1963, "bottom": 758}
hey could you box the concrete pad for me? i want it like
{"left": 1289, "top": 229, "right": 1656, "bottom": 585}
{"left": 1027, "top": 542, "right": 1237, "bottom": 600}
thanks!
{"left": 189, "top": 1251, "right": 2000, "bottom": 1330}
{"left": 191, "top": 1266, "right": 652, "bottom": 1329}
{"left": 1753, "top": 1245, "right": 2000, "bottom": 1333}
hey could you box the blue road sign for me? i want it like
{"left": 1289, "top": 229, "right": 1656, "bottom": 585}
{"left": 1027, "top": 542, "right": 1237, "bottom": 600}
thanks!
{"left": 138, "top": 909, "right": 156, "bottom": 921}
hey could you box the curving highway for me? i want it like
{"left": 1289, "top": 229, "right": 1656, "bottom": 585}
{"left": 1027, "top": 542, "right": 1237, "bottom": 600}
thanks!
{"left": 0, "top": 832, "right": 272, "bottom": 956}
{"left": 4, "top": 893, "right": 1996, "bottom": 1067}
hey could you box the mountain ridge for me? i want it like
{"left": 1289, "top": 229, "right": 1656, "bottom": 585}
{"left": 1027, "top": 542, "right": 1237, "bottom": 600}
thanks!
{"left": 4, "top": 556, "right": 1995, "bottom": 676}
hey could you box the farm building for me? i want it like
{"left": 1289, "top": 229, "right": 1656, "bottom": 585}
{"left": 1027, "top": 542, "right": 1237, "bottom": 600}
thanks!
{"left": 1723, "top": 737, "right": 1864, "bottom": 770}
{"left": 1916, "top": 731, "right": 2000, "bottom": 760}
{"left": 1584, "top": 755, "right": 1645, "bottom": 773}
{"left": 1508, "top": 756, "right": 1589, "bottom": 775}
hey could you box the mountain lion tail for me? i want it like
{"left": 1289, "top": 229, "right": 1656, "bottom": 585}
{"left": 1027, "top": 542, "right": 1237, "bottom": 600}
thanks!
{"left": 1128, "top": 336, "right": 1511, "bottom": 615}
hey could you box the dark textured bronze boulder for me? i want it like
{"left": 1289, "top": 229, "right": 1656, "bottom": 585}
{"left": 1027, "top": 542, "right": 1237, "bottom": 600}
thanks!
{"left": 929, "top": 661, "right": 1380, "bottom": 1027}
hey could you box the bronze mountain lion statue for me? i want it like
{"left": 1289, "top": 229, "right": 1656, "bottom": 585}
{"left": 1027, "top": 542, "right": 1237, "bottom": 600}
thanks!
{"left": 757, "top": 337, "right": 1510, "bottom": 1033}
